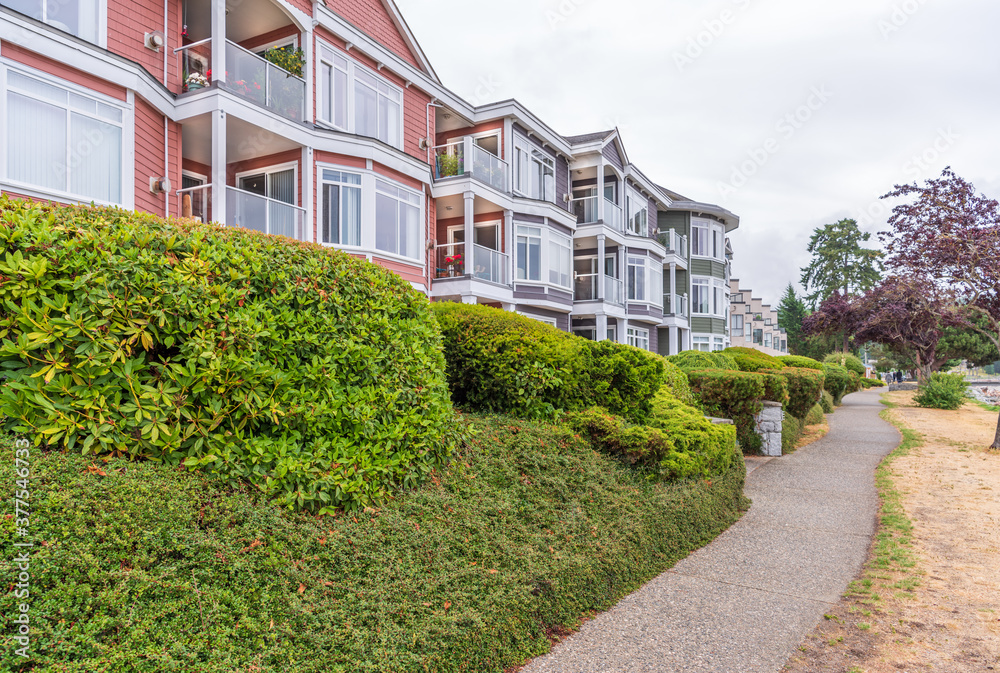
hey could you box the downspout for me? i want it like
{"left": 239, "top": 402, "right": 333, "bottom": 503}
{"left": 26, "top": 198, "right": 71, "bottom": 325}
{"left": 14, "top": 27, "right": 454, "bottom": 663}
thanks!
{"left": 163, "top": 0, "right": 169, "bottom": 217}
{"left": 425, "top": 100, "right": 443, "bottom": 292}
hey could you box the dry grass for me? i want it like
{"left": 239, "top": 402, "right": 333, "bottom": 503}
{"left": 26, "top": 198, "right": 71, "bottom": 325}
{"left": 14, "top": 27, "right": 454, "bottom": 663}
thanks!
{"left": 795, "top": 416, "right": 830, "bottom": 450}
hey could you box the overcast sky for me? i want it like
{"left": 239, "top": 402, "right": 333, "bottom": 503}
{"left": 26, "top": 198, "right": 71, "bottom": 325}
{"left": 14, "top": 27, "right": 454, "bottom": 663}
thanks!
{"left": 395, "top": 0, "right": 1000, "bottom": 305}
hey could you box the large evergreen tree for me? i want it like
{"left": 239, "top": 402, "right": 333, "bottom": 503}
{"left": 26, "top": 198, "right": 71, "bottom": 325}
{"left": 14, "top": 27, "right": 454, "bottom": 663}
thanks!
{"left": 800, "top": 218, "right": 884, "bottom": 308}
{"left": 776, "top": 284, "right": 808, "bottom": 355}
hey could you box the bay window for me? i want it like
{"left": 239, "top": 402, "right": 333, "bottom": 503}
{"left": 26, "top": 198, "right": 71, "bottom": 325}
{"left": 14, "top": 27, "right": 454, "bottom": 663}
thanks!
{"left": 6, "top": 69, "right": 123, "bottom": 204}
{"left": 714, "top": 282, "right": 726, "bottom": 316}
{"left": 692, "top": 219, "right": 725, "bottom": 260}
{"left": 691, "top": 222, "right": 709, "bottom": 256}
{"left": 692, "top": 279, "right": 710, "bottom": 314}
{"left": 626, "top": 185, "right": 648, "bottom": 236}
{"left": 317, "top": 43, "right": 403, "bottom": 150}
{"left": 627, "top": 327, "right": 650, "bottom": 351}
{"left": 516, "top": 225, "right": 571, "bottom": 288}
{"left": 320, "top": 169, "right": 362, "bottom": 246}
{"left": 627, "top": 256, "right": 646, "bottom": 302}
{"left": 4, "top": 0, "right": 101, "bottom": 43}
{"left": 548, "top": 231, "right": 572, "bottom": 289}
{"left": 513, "top": 138, "right": 555, "bottom": 202}
{"left": 516, "top": 225, "right": 542, "bottom": 282}
{"left": 375, "top": 179, "right": 421, "bottom": 259}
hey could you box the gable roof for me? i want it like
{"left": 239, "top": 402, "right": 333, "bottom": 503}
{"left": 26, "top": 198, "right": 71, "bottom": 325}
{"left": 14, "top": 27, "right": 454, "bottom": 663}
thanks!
{"left": 379, "top": 0, "right": 439, "bottom": 82}
{"left": 564, "top": 130, "right": 615, "bottom": 145}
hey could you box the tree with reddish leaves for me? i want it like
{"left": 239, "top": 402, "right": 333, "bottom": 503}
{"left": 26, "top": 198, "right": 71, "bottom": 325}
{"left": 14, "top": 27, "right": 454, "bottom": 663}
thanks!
{"left": 879, "top": 167, "right": 1000, "bottom": 448}
{"left": 802, "top": 291, "right": 862, "bottom": 354}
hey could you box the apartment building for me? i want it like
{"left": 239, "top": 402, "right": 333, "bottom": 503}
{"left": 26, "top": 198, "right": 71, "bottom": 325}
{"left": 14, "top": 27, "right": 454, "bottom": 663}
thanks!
{"left": 0, "top": 0, "right": 738, "bottom": 356}
{"left": 729, "top": 280, "right": 789, "bottom": 356}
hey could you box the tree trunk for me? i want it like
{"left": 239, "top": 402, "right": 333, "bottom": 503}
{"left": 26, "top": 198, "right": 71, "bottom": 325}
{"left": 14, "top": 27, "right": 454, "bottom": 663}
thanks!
{"left": 993, "top": 412, "right": 1000, "bottom": 450}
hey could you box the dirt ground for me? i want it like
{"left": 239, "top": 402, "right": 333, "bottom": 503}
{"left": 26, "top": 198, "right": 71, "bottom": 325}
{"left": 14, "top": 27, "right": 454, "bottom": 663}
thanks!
{"left": 783, "top": 391, "right": 1000, "bottom": 672}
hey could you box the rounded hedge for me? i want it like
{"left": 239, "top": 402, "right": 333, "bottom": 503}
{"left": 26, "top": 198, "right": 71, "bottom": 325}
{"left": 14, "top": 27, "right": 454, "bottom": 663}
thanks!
{"left": 667, "top": 350, "right": 739, "bottom": 371}
{"left": 824, "top": 352, "right": 866, "bottom": 376}
{"left": 823, "top": 363, "right": 853, "bottom": 405}
{"left": 722, "top": 347, "right": 785, "bottom": 372}
{"left": 775, "top": 367, "right": 826, "bottom": 421}
{"left": 431, "top": 303, "right": 666, "bottom": 423}
{"left": 0, "top": 197, "right": 457, "bottom": 513}
{"left": 778, "top": 355, "right": 824, "bottom": 371}
{"left": 662, "top": 361, "right": 698, "bottom": 408}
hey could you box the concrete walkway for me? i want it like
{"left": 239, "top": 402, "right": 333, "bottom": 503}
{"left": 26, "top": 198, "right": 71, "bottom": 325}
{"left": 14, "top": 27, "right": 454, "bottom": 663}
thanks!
{"left": 521, "top": 389, "right": 900, "bottom": 673}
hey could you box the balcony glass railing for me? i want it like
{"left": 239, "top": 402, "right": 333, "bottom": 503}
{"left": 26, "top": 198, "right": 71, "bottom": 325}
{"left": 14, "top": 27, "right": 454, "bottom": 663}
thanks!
{"left": 663, "top": 293, "right": 689, "bottom": 316}
{"left": 604, "top": 199, "right": 624, "bottom": 232}
{"left": 574, "top": 274, "right": 624, "bottom": 305}
{"left": 471, "top": 144, "right": 507, "bottom": 191}
{"left": 224, "top": 40, "right": 305, "bottom": 122}
{"left": 571, "top": 196, "right": 598, "bottom": 225}
{"left": 658, "top": 230, "right": 688, "bottom": 258}
{"left": 605, "top": 275, "right": 624, "bottom": 305}
{"left": 432, "top": 141, "right": 508, "bottom": 191}
{"left": 434, "top": 242, "right": 466, "bottom": 278}
{"left": 226, "top": 187, "right": 307, "bottom": 241}
{"left": 176, "top": 184, "right": 211, "bottom": 222}
{"left": 472, "top": 244, "right": 508, "bottom": 284}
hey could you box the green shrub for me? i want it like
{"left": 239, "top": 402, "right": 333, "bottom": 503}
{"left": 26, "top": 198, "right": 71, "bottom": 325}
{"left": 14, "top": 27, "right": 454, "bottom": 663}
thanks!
{"left": 820, "top": 390, "right": 836, "bottom": 414}
{"left": 848, "top": 371, "right": 863, "bottom": 394}
{"left": 805, "top": 403, "right": 826, "bottom": 426}
{"left": 662, "top": 360, "right": 698, "bottom": 408}
{"left": 824, "top": 352, "right": 866, "bottom": 376}
{"left": 778, "top": 355, "right": 824, "bottom": 370}
{"left": 667, "top": 350, "right": 739, "bottom": 371}
{"left": 760, "top": 372, "right": 790, "bottom": 405}
{"left": 914, "top": 373, "right": 969, "bottom": 410}
{"left": 567, "top": 395, "right": 738, "bottom": 482}
{"left": 432, "top": 304, "right": 665, "bottom": 422}
{"left": 723, "top": 346, "right": 786, "bottom": 372}
{"left": 782, "top": 413, "right": 803, "bottom": 454}
{"left": 823, "top": 363, "right": 853, "bottom": 405}
{"left": 775, "top": 367, "right": 826, "bottom": 420}
{"left": 0, "top": 198, "right": 456, "bottom": 514}
{"left": 685, "top": 369, "right": 766, "bottom": 453}
{"left": 861, "top": 378, "right": 886, "bottom": 389}
{"left": 0, "top": 416, "right": 749, "bottom": 673}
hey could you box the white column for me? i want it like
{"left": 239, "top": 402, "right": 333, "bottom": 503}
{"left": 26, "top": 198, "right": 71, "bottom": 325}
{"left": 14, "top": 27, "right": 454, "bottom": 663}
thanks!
{"left": 597, "top": 233, "right": 606, "bottom": 301}
{"left": 622, "top": 318, "right": 630, "bottom": 346}
{"left": 596, "top": 158, "right": 605, "bottom": 223}
{"left": 212, "top": 110, "right": 227, "bottom": 226}
{"left": 303, "top": 30, "right": 314, "bottom": 124}
{"left": 302, "top": 146, "right": 313, "bottom": 242}
{"left": 211, "top": 0, "right": 226, "bottom": 84}
{"left": 669, "top": 326, "right": 679, "bottom": 355}
{"left": 504, "top": 209, "right": 514, "bottom": 287}
{"left": 670, "top": 262, "right": 677, "bottom": 314}
{"left": 597, "top": 314, "right": 608, "bottom": 342}
{"left": 463, "top": 190, "right": 475, "bottom": 275}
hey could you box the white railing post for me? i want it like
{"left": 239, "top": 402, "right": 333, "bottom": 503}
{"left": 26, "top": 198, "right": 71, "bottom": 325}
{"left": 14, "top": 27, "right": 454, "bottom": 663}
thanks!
{"left": 211, "top": 0, "right": 225, "bottom": 84}
{"left": 597, "top": 233, "right": 606, "bottom": 301}
{"left": 212, "top": 110, "right": 227, "bottom": 226}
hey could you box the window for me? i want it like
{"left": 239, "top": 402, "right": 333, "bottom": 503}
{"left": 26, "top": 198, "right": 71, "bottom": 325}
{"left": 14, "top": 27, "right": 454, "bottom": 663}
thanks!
{"left": 318, "top": 44, "right": 403, "bottom": 149}
{"left": 5, "top": 70, "right": 123, "bottom": 204}
{"left": 692, "top": 279, "right": 710, "bottom": 314}
{"left": 607, "top": 325, "right": 617, "bottom": 342}
{"left": 519, "top": 312, "right": 557, "bottom": 328}
{"left": 548, "top": 231, "right": 572, "bottom": 289}
{"left": 765, "top": 318, "right": 773, "bottom": 326}
{"left": 375, "top": 179, "right": 421, "bottom": 259}
{"left": 320, "top": 169, "right": 362, "bottom": 246}
{"left": 744, "top": 322, "right": 752, "bottom": 338}
{"left": 693, "top": 336, "right": 710, "bottom": 352}
{"left": 5, "top": 0, "right": 101, "bottom": 43}
{"left": 627, "top": 256, "right": 646, "bottom": 302}
{"left": 714, "top": 337, "right": 725, "bottom": 352}
{"left": 733, "top": 293, "right": 744, "bottom": 304}
{"left": 626, "top": 185, "right": 647, "bottom": 236}
{"left": 514, "top": 137, "right": 555, "bottom": 202}
{"left": 764, "top": 332, "right": 772, "bottom": 349}
{"left": 714, "top": 282, "right": 725, "bottom": 316}
{"left": 691, "top": 222, "right": 710, "bottom": 256}
{"left": 732, "top": 315, "right": 744, "bottom": 331}
{"left": 516, "top": 225, "right": 542, "bottom": 281}
{"left": 574, "top": 328, "right": 597, "bottom": 341}
{"left": 753, "top": 329, "right": 763, "bottom": 345}
{"left": 713, "top": 228, "right": 723, "bottom": 259}
{"left": 627, "top": 327, "right": 649, "bottom": 351}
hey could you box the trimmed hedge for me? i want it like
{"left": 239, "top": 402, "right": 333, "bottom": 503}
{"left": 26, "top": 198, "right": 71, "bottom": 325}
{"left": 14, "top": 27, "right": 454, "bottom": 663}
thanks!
{"left": 723, "top": 346, "right": 785, "bottom": 372}
{"left": 667, "top": 350, "right": 739, "bottom": 371}
{"left": 820, "top": 390, "right": 836, "bottom": 414}
{"left": 778, "top": 355, "right": 824, "bottom": 371}
{"left": 861, "top": 378, "right": 886, "bottom": 389}
{"left": 685, "top": 369, "right": 778, "bottom": 454}
{"left": 782, "top": 414, "right": 803, "bottom": 454}
{"left": 824, "top": 352, "right": 866, "bottom": 376}
{"left": 805, "top": 403, "right": 826, "bottom": 426}
{"left": 774, "top": 367, "right": 826, "bottom": 420}
{"left": 662, "top": 360, "right": 698, "bottom": 408}
{"left": 567, "top": 392, "right": 738, "bottom": 482}
{"left": 0, "top": 198, "right": 456, "bottom": 513}
{"left": 823, "top": 363, "right": 854, "bottom": 406}
{"left": 432, "top": 303, "right": 666, "bottom": 423}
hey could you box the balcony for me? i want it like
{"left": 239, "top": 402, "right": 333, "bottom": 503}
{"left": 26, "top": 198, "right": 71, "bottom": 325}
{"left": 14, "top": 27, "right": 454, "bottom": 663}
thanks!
{"left": 571, "top": 196, "right": 624, "bottom": 233}
{"left": 175, "top": 39, "right": 306, "bottom": 123}
{"left": 434, "top": 242, "right": 509, "bottom": 285}
{"left": 575, "top": 274, "right": 625, "bottom": 306}
{"left": 176, "top": 184, "right": 307, "bottom": 241}
{"left": 658, "top": 230, "right": 688, "bottom": 258}
{"left": 433, "top": 139, "right": 508, "bottom": 192}
{"left": 664, "top": 293, "right": 689, "bottom": 316}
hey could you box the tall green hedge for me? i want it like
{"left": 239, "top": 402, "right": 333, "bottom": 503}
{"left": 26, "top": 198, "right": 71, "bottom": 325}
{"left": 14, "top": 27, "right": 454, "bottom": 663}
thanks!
{"left": 775, "top": 367, "right": 826, "bottom": 420}
{"left": 778, "top": 355, "right": 824, "bottom": 370}
{"left": 823, "top": 363, "right": 853, "bottom": 405}
{"left": 667, "top": 350, "right": 739, "bottom": 371}
{"left": 432, "top": 303, "right": 666, "bottom": 423}
{"left": 722, "top": 346, "right": 785, "bottom": 372}
{"left": 685, "top": 369, "right": 788, "bottom": 454}
{"left": 0, "top": 197, "right": 457, "bottom": 513}
{"left": 824, "top": 352, "right": 866, "bottom": 376}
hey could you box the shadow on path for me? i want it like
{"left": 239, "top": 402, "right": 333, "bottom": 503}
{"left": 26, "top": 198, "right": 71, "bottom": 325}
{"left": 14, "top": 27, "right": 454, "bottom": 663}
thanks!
{"left": 519, "top": 389, "right": 899, "bottom": 673}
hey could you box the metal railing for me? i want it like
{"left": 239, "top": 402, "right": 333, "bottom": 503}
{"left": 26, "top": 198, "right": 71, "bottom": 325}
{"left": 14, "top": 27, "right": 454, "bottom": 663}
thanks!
{"left": 658, "top": 230, "right": 688, "bottom": 258}
{"left": 432, "top": 139, "right": 508, "bottom": 192}
{"left": 176, "top": 184, "right": 211, "bottom": 222}
{"left": 226, "top": 186, "right": 307, "bottom": 241}
{"left": 225, "top": 40, "right": 305, "bottom": 122}
{"left": 604, "top": 199, "right": 624, "bottom": 232}
{"left": 605, "top": 275, "right": 624, "bottom": 305}
{"left": 664, "top": 293, "right": 689, "bottom": 316}
{"left": 472, "top": 244, "right": 508, "bottom": 284}
{"left": 176, "top": 39, "right": 212, "bottom": 94}
{"left": 434, "top": 242, "right": 466, "bottom": 278}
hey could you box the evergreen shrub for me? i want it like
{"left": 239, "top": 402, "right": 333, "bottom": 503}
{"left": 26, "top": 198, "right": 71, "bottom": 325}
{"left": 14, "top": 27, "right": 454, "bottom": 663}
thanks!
{"left": 805, "top": 403, "right": 826, "bottom": 426}
{"left": 0, "top": 198, "right": 457, "bottom": 513}
{"left": 667, "top": 350, "right": 739, "bottom": 371}
{"left": 824, "top": 352, "right": 866, "bottom": 376}
{"left": 775, "top": 367, "right": 826, "bottom": 420}
{"left": 820, "top": 390, "right": 836, "bottom": 414}
{"left": 722, "top": 346, "right": 785, "bottom": 372}
{"left": 778, "top": 355, "right": 824, "bottom": 370}
{"left": 914, "top": 373, "right": 968, "bottom": 410}
{"left": 823, "top": 363, "right": 853, "bottom": 405}
{"left": 685, "top": 369, "right": 774, "bottom": 453}
{"left": 782, "top": 414, "right": 803, "bottom": 454}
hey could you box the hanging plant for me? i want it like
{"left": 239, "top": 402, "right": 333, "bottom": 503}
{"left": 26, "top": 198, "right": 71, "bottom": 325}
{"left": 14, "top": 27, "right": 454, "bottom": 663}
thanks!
{"left": 263, "top": 47, "right": 306, "bottom": 78}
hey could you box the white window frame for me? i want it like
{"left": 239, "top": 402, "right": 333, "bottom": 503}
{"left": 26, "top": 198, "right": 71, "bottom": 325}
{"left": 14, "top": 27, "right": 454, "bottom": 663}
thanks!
{"left": 513, "top": 135, "right": 555, "bottom": 202}
{"left": 548, "top": 229, "right": 572, "bottom": 289}
{"left": 519, "top": 312, "right": 558, "bottom": 328}
{"left": 8, "top": 0, "right": 108, "bottom": 47}
{"left": 316, "top": 40, "right": 404, "bottom": 150}
{"left": 515, "top": 223, "right": 570, "bottom": 289}
{"left": 693, "top": 336, "right": 711, "bottom": 352}
{"left": 234, "top": 160, "right": 299, "bottom": 204}
{"left": 692, "top": 278, "right": 711, "bottom": 315}
{"left": 627, "top": 255, "right": 647, "bottom": 302}
{"left": 319, "top": 167, "right": 363, "bottom": 247}
{"left": 1, "top": 64, "right": 130, "bottom": 207}
{"left": 731, "top": 314, "right": 744, "bottom": 331}
{"left": 375, "top": 177, "right": 422, "bottom": 261}
{"left": 625, "top": 184, "right": 648, "bottom": 236}
{"left": 713, "top": 337, "right": 725, "bottom": 352}
{"left": 627, "top": 327, "right": 650, "bottom": 351}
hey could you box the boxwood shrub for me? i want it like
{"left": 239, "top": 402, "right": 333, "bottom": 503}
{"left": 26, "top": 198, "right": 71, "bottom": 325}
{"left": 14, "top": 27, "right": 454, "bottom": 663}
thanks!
{"left": 722, "top": 346, "right": 785, "bottom": 372}
{"left": 824, "top": 352, "right": 866, "bottom": 376}
{"left": 823, "top": 363, "right": 853, "bottom": 405}
{"left": 0, "top": 197, "right": 457, "bottom": 513}
{"left": 782, "top": 413, "right": 803, "bottom": 454}
{"left": 820, "top": 389, "right": 836, "bottom": 413}
{"left": 432, "top": 303, "right": 665, "bottom": 423}
{"left": 662, "top": 360, "right": 698, "bottom": 408}
{"left": 667, "top": 350, "right": 739, "bottom": 371}
{"left": 774, "top": 367, "right": 826, "bottom": 420}
{"left": 778, "top": 355, "right": 824, "bottom": 370}
{"left": 685, "top": 369, "right": 772, "bottom": 454}
{"left": 914, "top": 372, "right": 968, "bottom": 410}
{"left": 861, "top": 378, "right": 886, "bottom": 389}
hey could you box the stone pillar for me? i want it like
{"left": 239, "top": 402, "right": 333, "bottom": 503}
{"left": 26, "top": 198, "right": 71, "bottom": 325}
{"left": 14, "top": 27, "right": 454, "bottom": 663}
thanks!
{"left": 755, "top": 401, "right": 784, "bottom": 457}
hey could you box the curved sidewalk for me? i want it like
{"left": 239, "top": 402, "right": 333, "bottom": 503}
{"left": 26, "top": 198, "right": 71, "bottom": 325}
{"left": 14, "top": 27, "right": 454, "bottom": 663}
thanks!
{"left": 521, "top": 389, "right": 899, "bottom": 673}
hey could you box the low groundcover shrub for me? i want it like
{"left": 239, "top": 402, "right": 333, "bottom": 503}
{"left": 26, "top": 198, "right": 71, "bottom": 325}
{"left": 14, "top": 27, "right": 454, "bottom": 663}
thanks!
{"left": 0, "top": 198, "right": 457, "bottom": 513}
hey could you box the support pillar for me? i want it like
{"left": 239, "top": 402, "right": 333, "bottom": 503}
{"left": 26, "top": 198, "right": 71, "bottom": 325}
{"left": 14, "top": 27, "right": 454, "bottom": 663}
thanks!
{"left": 596, "top": 159, "right": 605, "bottom": 223}
{"left": 504, "top": 209, "right": 514, "bottom": 286}
{"left": 211, "top": 110, "right": 227, "bottom": 226}
{"left": 211, "top": 0, "right": 226, "bottom": 85}
{"left": 597, "top": 314, "right": 608, "bottom": 342}
{"left": 597, "top": 233, "right": 606, "bottom": 301}
{"left": 463, "top": 190, "right": 474, "bottom": 275}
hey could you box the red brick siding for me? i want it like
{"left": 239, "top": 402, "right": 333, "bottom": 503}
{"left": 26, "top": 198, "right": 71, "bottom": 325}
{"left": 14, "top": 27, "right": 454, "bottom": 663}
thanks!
{"left": 107, "top": 0, "right": 181, "bottom": 90}
{"left": 1, "top": 43, "right": 126, "bottom": 100}
{"left": 322, "top": 0, "right": 421, "bottom": 69}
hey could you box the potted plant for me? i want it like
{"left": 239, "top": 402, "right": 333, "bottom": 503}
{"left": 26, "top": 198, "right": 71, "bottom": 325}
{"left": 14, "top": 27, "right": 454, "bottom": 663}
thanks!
{"left": 185, "top": 71, "right": 210, "bottom": 91}
{"left": 263, "top": 47, "right": 306, "bottom": 78}
{"left": 445, "top": 253, "right": 463, "bottom": 277}
{"left": 437, "top": 152, "right": 462, "bottom": 179}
